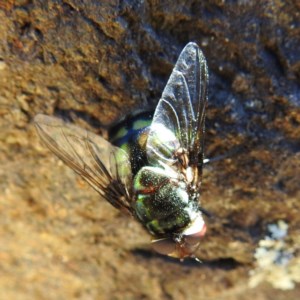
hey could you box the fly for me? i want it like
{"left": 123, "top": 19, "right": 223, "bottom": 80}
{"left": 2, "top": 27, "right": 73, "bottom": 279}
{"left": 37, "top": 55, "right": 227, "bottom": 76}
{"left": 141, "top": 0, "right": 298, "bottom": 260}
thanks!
{"left": 34, "top": 42, "right": 209, "bottom": 260}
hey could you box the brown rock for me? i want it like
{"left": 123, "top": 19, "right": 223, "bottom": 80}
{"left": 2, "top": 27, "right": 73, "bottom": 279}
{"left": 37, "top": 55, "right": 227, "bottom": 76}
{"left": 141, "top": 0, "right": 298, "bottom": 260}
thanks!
{"left": 0, "top": 1, "right": 299, "bottom": 299}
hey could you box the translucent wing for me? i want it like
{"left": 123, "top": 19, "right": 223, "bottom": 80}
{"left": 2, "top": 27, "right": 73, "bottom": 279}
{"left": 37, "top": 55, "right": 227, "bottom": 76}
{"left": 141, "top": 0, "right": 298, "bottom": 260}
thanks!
{"left": 147, "top": 42, "right": 208, "bottom": 173}
{"left": 34, "top": 114, "right": 133, "bottom": 214}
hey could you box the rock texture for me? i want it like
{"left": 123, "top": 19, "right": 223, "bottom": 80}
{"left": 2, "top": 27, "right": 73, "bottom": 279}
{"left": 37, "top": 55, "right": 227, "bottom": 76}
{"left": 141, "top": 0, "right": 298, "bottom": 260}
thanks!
{"left": 0, "top": 0, "right": 299, "bottom": 299}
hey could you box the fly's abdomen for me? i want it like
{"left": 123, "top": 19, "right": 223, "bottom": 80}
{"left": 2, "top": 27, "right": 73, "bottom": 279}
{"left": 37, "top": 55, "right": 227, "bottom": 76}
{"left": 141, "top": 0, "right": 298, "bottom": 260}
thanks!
{"left": 109, "top": 111, "right": 153, "bottom": 176}
{"left": 133, "top": 166, "right": 192, "bottom": 236}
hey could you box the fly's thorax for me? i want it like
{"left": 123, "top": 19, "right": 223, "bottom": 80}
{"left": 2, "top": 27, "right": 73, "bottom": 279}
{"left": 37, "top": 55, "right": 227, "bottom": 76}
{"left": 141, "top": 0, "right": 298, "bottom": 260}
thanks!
{"left": 133, "top": 166, "right": 201, "bottom": 237}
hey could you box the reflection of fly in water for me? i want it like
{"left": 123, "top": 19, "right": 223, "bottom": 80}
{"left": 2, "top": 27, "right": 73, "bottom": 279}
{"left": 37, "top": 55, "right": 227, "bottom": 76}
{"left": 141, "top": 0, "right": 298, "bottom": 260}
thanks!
{"left": 34, "top": 42, "right": 209, "bottom": 260}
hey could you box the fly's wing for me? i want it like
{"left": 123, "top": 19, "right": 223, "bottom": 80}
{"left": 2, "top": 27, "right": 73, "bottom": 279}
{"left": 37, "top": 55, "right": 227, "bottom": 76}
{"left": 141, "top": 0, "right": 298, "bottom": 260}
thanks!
{"left": 147, "top": 43, "right": 208, "bottom": 176}
{"left": 34, "top": 114, "right": 133, "bottom": 215}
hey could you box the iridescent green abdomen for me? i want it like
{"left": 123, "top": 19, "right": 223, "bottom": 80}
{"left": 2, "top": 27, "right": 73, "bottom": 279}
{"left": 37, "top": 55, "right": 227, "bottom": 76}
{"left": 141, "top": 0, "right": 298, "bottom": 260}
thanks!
{"left": 109, "top": 111, "right": 153, "bottom": 176}
{"left": 133, "top": 166, "right": 196, "bottom": 236}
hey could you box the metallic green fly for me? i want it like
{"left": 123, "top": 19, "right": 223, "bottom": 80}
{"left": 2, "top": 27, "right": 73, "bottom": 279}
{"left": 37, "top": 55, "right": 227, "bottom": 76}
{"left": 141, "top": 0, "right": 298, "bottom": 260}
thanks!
{"left": 34, "top": 42, "right": 209, "bottom": 260}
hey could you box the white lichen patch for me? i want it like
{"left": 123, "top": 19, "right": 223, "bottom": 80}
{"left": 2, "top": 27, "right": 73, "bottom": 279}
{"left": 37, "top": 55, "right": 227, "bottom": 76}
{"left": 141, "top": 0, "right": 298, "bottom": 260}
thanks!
{"left": 249, "top": 220, "right": 300, "bottom": 290}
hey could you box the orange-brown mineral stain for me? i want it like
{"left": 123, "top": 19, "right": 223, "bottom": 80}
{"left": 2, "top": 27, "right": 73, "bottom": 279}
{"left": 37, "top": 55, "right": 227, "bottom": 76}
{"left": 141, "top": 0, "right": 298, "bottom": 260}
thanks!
{"left": 0, "top": 0, "right": 15, "bottom": 12}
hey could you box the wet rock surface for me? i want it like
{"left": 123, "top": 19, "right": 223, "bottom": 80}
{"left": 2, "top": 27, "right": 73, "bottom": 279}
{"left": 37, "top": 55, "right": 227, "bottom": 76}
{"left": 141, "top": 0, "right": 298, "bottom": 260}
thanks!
{"left": 0, "top": 1, "right": 299, "bottom": 299}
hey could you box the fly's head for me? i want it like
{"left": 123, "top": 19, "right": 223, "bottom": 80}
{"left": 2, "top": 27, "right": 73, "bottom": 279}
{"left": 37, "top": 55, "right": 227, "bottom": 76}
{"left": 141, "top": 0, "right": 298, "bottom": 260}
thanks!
{"left": 151, "top": 212, "right": 207, "bottom": 260}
